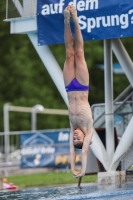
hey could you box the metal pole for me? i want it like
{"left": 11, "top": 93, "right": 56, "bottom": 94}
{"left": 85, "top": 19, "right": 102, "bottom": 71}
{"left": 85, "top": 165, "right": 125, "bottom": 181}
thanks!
{"left": 114, "top": 85, "right": 132, "bottom": 102}
{"left": 31, "top": 109, "right": 36, "bottom": 131}
{"left": 31, "top": 104, "right": 44, "bottom": 131}
{"left": 112, "top": 39, "right": 133, "bottom": 87}
{"left": 8, "top": 105, "right": 68, "bottom": 115}
{"left": 6, "top": 0, "right": 8, "bottom": 19}
{"left": 109, "top": 115, "right": 133, "bottom": 171}
{"left": 3, "top": 103, "right": 10, "bottom": 161}
{"left": 104, "top": 40, "right": 114, "bottom": 164}
{"left": 132, "top": 93, "right": 133, "bottom": 113}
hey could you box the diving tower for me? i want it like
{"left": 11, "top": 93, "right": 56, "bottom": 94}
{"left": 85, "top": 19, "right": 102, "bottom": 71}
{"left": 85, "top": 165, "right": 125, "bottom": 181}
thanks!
{"left": 4, "top": 0, "right": 133, "bottom": 185}
{"left": 5, "top": 0, "right": 68, "bottom": 105}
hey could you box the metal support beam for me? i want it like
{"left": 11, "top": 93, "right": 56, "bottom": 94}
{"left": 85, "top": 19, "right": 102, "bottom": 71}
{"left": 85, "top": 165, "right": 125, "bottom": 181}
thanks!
{"left": 132, "top": 93, "right": 133, "bottom": 112}
{"left": 90, "top": 129, "right": 110, "bottom": 170}
{"left": 28, "top": 33, "right": 68, "bottom": 106}
{"left": 3, "top": 103, "right": 10, "bottom": 161}
{"left": 104, "top": 40, "right": 114, "bottom": 164}
{"left": 11, "top": 0, "right": 23, "bottom": 17}
{"left": 109, "top": 115, "right": 133, "bottom": 171}
{"left": 112, "top": 39, "right": 133, "bottom": 87}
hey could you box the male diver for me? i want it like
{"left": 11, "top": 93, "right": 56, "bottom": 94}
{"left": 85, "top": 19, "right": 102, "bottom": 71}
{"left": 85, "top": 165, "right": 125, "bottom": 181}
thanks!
{"left": 63, "top": 5, "right": 94, "bottom": 178}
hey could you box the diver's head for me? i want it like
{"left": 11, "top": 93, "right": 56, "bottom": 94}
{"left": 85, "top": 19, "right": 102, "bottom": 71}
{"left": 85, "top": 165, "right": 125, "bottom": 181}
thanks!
{"left": 73, "top": 128, "right": 85, "bottom": 149}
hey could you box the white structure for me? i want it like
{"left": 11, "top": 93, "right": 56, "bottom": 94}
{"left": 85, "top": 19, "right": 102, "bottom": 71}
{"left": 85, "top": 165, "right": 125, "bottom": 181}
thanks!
{"left": 98, "top": 171, "right": 126, "bottom": 186}
{"left": 31, "top": 104, "right": 45, "bottom": 131}
{"left": 4, "top": 0, "right": 133, "bottom": 184}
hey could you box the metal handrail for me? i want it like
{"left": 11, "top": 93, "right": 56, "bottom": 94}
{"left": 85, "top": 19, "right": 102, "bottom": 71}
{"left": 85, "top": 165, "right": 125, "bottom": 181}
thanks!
{"left": 8, "top": 105, "right": 68, "bottom": 115}
{"left": 99, "top": 93, "right": 133, "bottom": 127}
{"left": 91, "top": 85, "right": 133, "bottom": 126}
{"left": 0, "top": 128, "right": 70, "bottom": 136}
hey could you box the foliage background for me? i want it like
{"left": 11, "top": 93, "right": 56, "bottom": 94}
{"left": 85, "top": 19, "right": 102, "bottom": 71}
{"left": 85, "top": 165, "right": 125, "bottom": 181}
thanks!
{"left": 0, "top": 1, "right": 132, "bottom": 132}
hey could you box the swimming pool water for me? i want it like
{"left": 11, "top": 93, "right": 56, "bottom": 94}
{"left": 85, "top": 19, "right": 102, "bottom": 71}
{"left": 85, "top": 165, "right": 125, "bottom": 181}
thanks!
{"left": 0, "top": 182, "right": 133, "bottom": 200}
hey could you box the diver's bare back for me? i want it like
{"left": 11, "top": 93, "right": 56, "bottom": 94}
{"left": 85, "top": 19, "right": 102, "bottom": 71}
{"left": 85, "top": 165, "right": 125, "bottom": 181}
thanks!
{"left": 68, "top": 91, "right": 92, "bottom": 134}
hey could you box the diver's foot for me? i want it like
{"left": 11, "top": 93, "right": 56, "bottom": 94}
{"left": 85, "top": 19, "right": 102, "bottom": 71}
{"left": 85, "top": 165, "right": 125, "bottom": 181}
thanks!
{"left": 70, "top": 5, "right": 78, "bottom": 21}
{"left": 64, "top": 6, "right": 71, "bottom": 23}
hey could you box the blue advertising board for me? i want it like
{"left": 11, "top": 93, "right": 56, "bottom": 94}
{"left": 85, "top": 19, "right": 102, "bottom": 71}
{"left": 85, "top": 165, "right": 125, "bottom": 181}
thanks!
{"left": 37, "top": 0, "right": 133, "bottom": 45}
{"left": 20, "top": 129, "right": 81, "bottom": 168}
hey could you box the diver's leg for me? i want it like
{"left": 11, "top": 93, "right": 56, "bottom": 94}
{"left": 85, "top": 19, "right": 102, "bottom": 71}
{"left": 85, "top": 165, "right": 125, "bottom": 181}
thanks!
{"left": 63, "top": 6, "right": 75, "bottom": 86}
{"left": 70, "top": 6, "right": 89, "bottom": 86}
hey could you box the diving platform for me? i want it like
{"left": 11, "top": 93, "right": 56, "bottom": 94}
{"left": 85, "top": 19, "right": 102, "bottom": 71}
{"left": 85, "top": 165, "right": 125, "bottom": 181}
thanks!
{"left": 4, "top": 0, "right": 133, "bottom": 185}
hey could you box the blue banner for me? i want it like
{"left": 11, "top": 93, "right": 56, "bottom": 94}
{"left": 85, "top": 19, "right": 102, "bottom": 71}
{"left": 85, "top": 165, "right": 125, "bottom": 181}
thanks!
{"left": 37, "top": 0, "right": 133, "bottom": 45}
{"left": 20, "top": 129, "right": 81, "bottom": 168}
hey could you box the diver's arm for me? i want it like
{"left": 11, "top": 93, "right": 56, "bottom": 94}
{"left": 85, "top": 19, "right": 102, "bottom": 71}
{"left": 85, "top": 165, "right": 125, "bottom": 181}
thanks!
{"left": 74, "top": 128, "right": 94, "bottom": 178}
{"left": 70, "top": 128, "right": 79, "bottom": 176}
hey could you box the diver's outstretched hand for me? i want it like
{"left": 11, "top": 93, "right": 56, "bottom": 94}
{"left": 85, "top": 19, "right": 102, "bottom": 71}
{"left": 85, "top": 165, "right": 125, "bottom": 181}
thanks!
{"left": 73, "top": 172, "right": 85, "bottom": 178}
{"left": 72, "top": 169, "right": 79, "bottom": 176}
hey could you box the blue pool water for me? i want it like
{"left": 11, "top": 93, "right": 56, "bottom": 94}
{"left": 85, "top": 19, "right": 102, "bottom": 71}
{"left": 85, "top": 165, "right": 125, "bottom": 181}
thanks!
{"left": 0, "top": 182, "right": 133, "bottom": 200}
